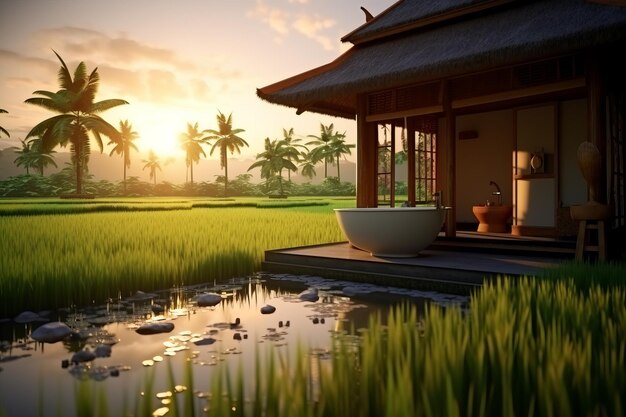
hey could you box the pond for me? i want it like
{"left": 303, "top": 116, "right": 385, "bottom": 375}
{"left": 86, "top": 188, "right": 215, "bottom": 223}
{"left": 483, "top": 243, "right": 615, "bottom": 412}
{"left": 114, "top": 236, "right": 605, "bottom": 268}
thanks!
{"left": 0, "top": 273, "right": 468, "bottom": 417}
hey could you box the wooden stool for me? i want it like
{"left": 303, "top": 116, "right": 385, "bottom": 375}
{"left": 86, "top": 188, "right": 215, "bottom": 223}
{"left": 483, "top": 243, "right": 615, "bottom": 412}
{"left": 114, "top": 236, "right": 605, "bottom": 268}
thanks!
{"left": 575, "top": 219, "right": 606, "bottom": 261}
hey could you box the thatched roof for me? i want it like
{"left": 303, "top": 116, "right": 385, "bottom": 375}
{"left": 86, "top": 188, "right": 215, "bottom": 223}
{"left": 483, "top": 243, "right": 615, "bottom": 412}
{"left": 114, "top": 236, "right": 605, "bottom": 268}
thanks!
{"left": 257, "top": 0, "right": 626, "bottom": 119}
{"left": 342, "top": 0, "right": 508, "bottom": 44}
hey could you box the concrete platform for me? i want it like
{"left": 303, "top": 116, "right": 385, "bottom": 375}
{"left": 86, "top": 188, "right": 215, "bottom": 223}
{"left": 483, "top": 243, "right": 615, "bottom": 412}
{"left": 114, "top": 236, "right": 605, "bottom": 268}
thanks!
{"left": 263, "top": 234, "right": 573, "bottom": 293}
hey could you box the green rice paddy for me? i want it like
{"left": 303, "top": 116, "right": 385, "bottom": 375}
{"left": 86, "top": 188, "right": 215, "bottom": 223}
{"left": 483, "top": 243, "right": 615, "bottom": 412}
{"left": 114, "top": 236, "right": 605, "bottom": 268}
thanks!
{"left": 0, "top": 197, "right": 351, "bottom": 316}
{"left": 1, "top": 197, "right": 625, "bottom": 416}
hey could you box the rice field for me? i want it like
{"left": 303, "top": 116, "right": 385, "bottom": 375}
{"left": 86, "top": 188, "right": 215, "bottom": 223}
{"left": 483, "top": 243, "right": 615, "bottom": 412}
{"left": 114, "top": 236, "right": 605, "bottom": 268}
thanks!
{"left": 2, "top": 197, "right": 625, "bottom": 416}
{"left": 0, "top": 197, "right": 352, "bottom": 316}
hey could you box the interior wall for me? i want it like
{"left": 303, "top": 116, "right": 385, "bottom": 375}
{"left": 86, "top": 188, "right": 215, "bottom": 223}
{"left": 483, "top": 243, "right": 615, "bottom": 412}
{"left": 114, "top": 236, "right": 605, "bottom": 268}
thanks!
{"left": 455, "top": 109, "right": 515, "bottom": 223}
{"left": 515, "top": 105, "right": 556, "bottom": 227}
{"left": 559, "top": 99, "right": 588, "bottom": 206}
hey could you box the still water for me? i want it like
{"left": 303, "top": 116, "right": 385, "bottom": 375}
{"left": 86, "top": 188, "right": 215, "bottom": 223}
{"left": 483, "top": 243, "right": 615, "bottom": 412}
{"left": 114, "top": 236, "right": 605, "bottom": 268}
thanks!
{"left": 0, "top": 273, "right": 467, "bottom": 416}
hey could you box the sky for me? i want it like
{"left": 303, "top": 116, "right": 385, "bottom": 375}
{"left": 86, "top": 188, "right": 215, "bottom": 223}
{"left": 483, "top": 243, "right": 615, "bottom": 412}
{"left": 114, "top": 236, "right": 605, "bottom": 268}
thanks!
{"left": 0, "top": 0, "right": 387, "bottom": 168}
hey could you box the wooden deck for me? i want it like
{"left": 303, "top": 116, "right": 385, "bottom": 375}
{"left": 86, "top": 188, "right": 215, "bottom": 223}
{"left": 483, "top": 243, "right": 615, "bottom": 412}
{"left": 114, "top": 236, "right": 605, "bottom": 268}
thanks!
{"left": 262, "top": 232, "right": 575, "bottom": 293}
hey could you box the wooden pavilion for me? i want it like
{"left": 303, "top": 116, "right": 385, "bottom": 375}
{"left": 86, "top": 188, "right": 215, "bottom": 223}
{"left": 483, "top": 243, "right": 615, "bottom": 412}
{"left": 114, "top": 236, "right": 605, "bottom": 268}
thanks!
{"left": 258, "top": 0, "right": 626, "bottom": 256}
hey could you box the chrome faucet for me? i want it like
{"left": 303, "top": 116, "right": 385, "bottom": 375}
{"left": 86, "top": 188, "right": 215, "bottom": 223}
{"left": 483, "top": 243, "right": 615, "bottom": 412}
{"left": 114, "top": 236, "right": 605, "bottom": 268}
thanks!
{"left": 432, "top": 191, "right": 442, "bottom": 209}
{"left": 489, "top": 181, "right": 502, "bottom": 206}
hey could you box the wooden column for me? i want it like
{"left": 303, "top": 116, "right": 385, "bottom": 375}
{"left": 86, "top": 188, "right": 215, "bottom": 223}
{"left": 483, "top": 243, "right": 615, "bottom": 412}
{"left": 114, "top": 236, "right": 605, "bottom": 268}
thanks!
{"left": 356, "top": 93, "right": 378, "bottom": 207}
{"left": 443, "top": 81, "right": 457, "bottom": 237}
{"left": 587, "top": 52, "right": 607, "bottom": 204}
{"left": 407, "top": 117, "right": 416, "bottom": 205}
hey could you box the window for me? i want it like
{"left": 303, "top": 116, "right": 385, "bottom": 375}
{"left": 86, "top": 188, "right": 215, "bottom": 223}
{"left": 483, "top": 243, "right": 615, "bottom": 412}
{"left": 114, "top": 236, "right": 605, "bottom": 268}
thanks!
{"left": 376, "top": 117, "right": 438, "bottom": 206}
{"left": 413, "top": 117, "right": 438, "bottom": 204}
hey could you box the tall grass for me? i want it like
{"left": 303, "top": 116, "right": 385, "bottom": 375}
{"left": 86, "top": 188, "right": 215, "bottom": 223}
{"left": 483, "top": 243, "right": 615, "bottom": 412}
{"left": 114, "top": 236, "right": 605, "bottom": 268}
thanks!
{"left": 69, "top": 276, "right": 625, "bottom": 417}
{"left": 0, "top": 199, "right": 351, "bottom": 316}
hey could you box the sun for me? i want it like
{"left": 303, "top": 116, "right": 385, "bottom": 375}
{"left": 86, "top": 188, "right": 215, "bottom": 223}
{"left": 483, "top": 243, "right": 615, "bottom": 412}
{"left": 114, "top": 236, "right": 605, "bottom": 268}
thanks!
{"left": 135, "top": 119, "right": 185, "bottom": 159}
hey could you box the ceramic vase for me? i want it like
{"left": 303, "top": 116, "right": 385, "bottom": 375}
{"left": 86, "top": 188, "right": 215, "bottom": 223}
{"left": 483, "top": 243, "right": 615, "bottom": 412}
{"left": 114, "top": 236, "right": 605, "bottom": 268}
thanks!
{"left": 576, "top": 141, "right": 601, "bottom": 203}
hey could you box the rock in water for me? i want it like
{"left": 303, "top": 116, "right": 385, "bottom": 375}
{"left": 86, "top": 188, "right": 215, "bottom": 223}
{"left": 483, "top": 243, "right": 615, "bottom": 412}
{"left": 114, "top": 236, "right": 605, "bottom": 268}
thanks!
{"left": 136, "top": 322, "right": 175, "bottom": 335}
{"left": 298, "top": 288, "right": 319, "bottom": 302}
{"left": 94, "top": 344, "right": 112, "bottom": 358}
{"left": 31, "top": 322, "right": 72, "bottom": 343}
{"left": 193, "top": 337, "right": 217, "bottom": 346}
{"left": 260, "top": 305, "right": 276, "bottom": 314}
{"left": 71, "top": 349, "right": 96, "bottom": 364}
{"left": 14, "top": 311, "right": 42, "bottom": 324}
{"left": 196, "top": 293, "right": 222, "bottom": 307}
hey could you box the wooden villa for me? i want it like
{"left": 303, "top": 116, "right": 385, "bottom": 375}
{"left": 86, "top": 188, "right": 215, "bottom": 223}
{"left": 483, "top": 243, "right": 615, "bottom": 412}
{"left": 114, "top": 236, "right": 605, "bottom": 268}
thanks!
{"left": 258, "top": 0, "right": 626, "bottom": 261}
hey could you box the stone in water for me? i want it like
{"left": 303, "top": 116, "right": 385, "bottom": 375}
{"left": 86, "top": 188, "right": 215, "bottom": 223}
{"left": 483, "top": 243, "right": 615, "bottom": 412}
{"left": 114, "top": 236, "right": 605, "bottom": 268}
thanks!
{"left": 31, "top": 322, "right": 72, "bottom": 343}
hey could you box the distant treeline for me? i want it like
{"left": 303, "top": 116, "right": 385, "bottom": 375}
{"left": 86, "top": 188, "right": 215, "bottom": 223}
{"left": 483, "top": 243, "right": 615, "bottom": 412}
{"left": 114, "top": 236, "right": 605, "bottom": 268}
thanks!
{"left": 0, "top": 169, "right": 355, "bottom": 198}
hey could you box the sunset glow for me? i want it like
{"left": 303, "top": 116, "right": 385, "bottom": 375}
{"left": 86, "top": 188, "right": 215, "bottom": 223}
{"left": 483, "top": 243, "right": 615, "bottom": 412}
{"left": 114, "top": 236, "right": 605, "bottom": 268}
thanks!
{"left": 0, "top": 0, "right": 379, "bottom": 182}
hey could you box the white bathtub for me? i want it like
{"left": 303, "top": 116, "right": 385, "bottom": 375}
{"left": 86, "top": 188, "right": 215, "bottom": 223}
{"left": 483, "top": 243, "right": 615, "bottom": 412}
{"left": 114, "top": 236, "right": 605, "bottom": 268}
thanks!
{"left": 334, "top": 207, "right": 449, "bottom": 257}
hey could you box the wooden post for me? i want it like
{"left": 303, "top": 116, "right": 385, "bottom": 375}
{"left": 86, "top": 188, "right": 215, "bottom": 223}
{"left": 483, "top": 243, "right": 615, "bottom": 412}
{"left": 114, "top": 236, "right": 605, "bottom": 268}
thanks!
{"left": 443, "top": 81, "right": 456, "bottom": 237}
{"left": 587, "top": 52, "right": 607, "bottom": 204}
{"left": 356, "top": 93, "right": 378, "bottom": 207}
{"left": 407, "top": 117, "right": 416, "bottom": 205}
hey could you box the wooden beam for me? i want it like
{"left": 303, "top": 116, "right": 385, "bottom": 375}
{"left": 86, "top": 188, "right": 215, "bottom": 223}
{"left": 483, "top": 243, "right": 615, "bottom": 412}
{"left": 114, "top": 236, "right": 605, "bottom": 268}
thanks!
{"left": 365, "top": 105, "right": 444, "bottom": 122}
{"left": 451, "top": 79, "right": 585, "bottom": 109}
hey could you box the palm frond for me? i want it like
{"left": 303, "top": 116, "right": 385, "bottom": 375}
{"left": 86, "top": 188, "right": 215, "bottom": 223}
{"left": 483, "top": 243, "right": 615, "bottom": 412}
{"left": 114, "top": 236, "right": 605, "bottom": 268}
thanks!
{"left": 24, "top": 97, "right": 65, "bottom": 113}
{"left": 82, "top": 115, "right": 120, "bottom": 139}
{"left": 53, "top": 50, "right": 73, "bottom": 90}
{"left": 26, "top": 114, "right": 73, "bottom": 146}
{"left": 92, "top": 130, "right": 104, "bottom": 153}
{"left": 91, "top": 99, "right": 129, "bottom": 113}
{"left": 72, "top": 61, "right": 88, "bottom": 92}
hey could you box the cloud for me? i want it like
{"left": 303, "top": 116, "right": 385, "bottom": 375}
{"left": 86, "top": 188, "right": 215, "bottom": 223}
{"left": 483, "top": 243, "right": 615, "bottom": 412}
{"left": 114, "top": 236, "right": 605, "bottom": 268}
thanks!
{"left": 146, "top": 70, "right": 186, "bottom": 102}
{"left": 32, "top": 27, "right": 186, "bottom": 70}
{"left": 2, "top": 28, "right": 243, "bottom": 107}
{"left": 247, "top": 1, "right": 339, "bottom": 51}
{"left": 293, "top": 14, "right": 337, "bottom": 51}
{"left": 248, "top": 0, "right": 290, "bottom": 35}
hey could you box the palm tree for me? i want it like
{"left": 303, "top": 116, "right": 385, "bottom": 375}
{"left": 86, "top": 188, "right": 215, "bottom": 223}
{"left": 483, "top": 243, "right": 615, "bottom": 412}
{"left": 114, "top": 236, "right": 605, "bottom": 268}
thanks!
{"left": 108, "top": 120, "right": 139, "bottom": 193}
{"left": 306, "top": 123, "right": 340, "bottom": 178}
{"left": 0, "top": 108, "right": 9, "bottom": 138}
{"left": 13, "top": 137, "right": 57, "bottom": 175}
{"left": 178, "top": 122, "right": 209, "bottom": 186}
{"left": 299, "top": 151, "right": 317, "bottom": 180}
{"left": 28, "top": 136, "right": 58, "bottom": 175}
{"left": 205, "top": 111, "right": 247, "bottom": 196}
{"left": 281, "top": 127, "right": 307, "bottom": 182}
{"left": 24, "top": 51, "right": 128, "bottom": 195}
{"left": 327, "top": 132, "right": 354, "bottom": 182}
{"left": 248, "top": 138, "right": 297, "bottom": 196}
{"left": 13, "top": 139, "right": 34, "bottom": 175}
{"left": 142, "top": 150, "right": 162, "bottom": 185}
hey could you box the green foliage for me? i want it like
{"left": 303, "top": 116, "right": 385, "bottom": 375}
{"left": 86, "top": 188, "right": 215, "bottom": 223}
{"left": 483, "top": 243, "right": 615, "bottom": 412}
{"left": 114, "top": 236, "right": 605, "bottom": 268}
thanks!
{"left": 539, "top": 260, "right": 626, "bottom": 290}
{"left": 0, "top": 169, "right": 356, "bottom": 198}
{"left": 291, "top": 177, "right": 356, "bottom": 196}
{"left": 0, "top": 167, "right": 118, "bottom": 197}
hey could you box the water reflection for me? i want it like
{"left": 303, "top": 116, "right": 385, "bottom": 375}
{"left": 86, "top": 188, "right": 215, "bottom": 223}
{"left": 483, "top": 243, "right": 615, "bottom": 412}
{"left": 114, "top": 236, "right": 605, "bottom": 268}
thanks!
{"left": 0, "top": 273, "right": 467, "bottom": 416}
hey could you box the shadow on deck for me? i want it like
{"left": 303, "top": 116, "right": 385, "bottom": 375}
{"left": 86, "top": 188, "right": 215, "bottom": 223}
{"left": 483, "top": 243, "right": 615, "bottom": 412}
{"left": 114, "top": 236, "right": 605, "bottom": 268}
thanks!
{"left": 262, "top": 232, "right": 575, "bottom": 294}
